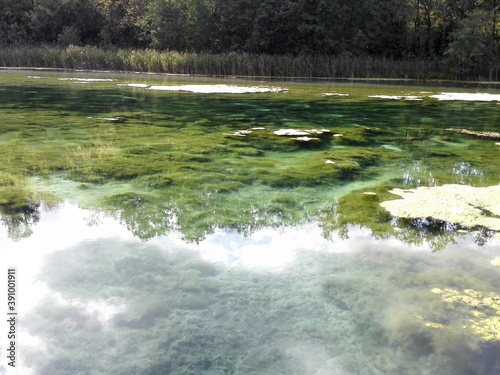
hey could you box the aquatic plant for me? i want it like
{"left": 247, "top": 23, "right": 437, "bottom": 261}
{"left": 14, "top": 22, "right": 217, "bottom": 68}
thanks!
{"left": 0, "top": 45, "right": 448, "bottom": 79}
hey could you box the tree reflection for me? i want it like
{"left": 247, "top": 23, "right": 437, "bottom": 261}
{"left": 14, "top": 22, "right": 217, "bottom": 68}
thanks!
{"left": 318, "top": 190, "right": 496, "bottom": 251}
{"left": 0, "top": 187, "right": 497, "bottom": 250}
{"left": 0, "top": 204, "right": 40, "bottom": 241}
{"left": 81, "top": 188, "right": 497, "bottom": 250}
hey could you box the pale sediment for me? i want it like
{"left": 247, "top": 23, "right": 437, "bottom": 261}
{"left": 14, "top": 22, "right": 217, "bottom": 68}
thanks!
{"left": 380, "top": 184, "right": 500, "bottom": 231}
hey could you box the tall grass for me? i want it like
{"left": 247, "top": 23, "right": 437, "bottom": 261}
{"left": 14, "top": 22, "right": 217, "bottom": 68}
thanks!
{"left": 0, "top": 44, "right": 491, "bottom": 80}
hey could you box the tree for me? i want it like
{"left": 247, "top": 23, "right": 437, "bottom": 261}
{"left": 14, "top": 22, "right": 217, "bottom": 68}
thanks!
{"left": 138, "top": 0, "right": 190, "bottom": 50}
{"left": 30, "top": 0, "right": 103, "bottom": 45}
{"left": 362, "top": 0, "right": 410, "bottom": 57}
{"left": 0, "top": 0, "right": 32, "bottom": 45}
{"left": 211, "top": 0, "right": 256, "bottom": 52}
{"left": 186, "top": 0, "right": 215, "bottom": 52}
{"left": 445, "top": 9, "right": 496, "bottom": 78}
{"left": 94, "top": 0, "right": 146, "bottom": 47}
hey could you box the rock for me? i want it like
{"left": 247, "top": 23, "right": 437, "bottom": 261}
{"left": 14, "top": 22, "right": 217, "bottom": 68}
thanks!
{"left": 293, "top": 136, "right": 320, "bottom": 142}
{"left": 369, "top": 95, "right": 423, "bottom": 100}
{"left": 322, "top": 92, "right": 349, "bottom": 97}
{"left": 96, "top": 117, "right": 125, "bottom": 122}
{"left": 117, "top": 83, "right": 150, "bottom": 88}
{"left": 447, "top": 128, "right": 500, "bottom": 140}
{"left": 274, "top": 129, "right": 311, "bottom": 136}
{"left": 430, "top": 93, "right": 500, "bottom": 102}
{"left": 274, "top": 128, "right": 330, "bottom": 137}
{"left": 308, "top": 128, "right": 331, "bottom": 135}
{"left": 381, "top": 144, "right": 403, "bottom": 152}
{"left": 223, "top": 130, "right": 252, "bottom": 137}
{"left": 147, "top": 84, "right": 287, "bottom": 94}
{"left": 87, "top": 116, "right": 125, "bottom": 123}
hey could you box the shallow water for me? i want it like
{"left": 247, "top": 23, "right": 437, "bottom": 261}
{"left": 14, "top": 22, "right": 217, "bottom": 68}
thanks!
{"left": 0, "top": 71, "right": 499, "bottom": 375}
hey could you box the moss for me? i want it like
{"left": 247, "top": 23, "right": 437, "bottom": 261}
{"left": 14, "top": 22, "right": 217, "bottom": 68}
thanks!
{"left": 228, "top": 131, "right": 299, "bottom": 152}
{"left": 324, "top": 147, "right": 381, "bottom": 165}
{"left": 0, "top": 172, "right": 18, "bottom": 187}
{"left": 230, "top": 147, "right": 263, "bottom": 157}
{"left": 138, "top": 174, "right": 174, "bottom": 189}
{"left": 320, "top": 188, "right": 394, "bottom": 239}
{"left": 104, "top": 192, "right": 156, "bottom": 208}
{"left": 331, "top": 127, "right": 370, "bottom": 145}
{"left": 0, "top": 186, "right": 39, "bottom": 214}
{"left": 77, "top": 183, "right": 91, "bottom": 190}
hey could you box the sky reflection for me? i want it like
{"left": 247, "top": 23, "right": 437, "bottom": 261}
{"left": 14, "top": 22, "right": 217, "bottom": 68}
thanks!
{"left": 1, "top": 203, "right": 499, "bottom": 375}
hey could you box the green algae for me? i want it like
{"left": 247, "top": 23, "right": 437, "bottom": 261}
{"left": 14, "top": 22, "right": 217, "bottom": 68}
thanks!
{"left": 1, "top": 72, "right": 500, "bottom": 245}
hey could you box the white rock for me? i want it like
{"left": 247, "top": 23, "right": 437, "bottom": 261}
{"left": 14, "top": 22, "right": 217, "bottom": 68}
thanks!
{"left": 430, "top": 93, "right": 500, "bottom": 102}
{"left": 58, "top": 78, "right": 114, "bottom": 82}
{"left": 117, "top": 83, "right": 150, "bottom": 88}
{"left": 148, "top": 84, "right": 287, "bottom": 94}
{"left": 293, "top": 136, "right": 320, "bottom": 142}
{"left": 322, "top": 93, "right": 349, "bottom": 97}
{"left": 369, "top": 95, "right": 423, "bottom": 100}
{"left": 274, "top": 129, "right": 311, "bottom": 136}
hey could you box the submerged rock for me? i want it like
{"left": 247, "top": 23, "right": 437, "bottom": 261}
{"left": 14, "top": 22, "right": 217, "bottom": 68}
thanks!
{"left": 274, "top": 129, "right": 310, "bottom": 136}
{"left": 293, "top": 136, "right": 320, "bottom": 143}
{"left": 447, "top": 128, "right": 500, "bottom": 140}
{"left": 274, "top": 128, "right": 331, "bottom": 137}
{"left": 223, "top": 130, "right": 252, "bottom": 137}
{"left": 380, "top": 144, "right": 403, "bottom": 152}
{"left": 380, "top": 184, "right": 500, "bottom": 231}
{"left": 86, "top": 116, "right": 126, "bottom": 123}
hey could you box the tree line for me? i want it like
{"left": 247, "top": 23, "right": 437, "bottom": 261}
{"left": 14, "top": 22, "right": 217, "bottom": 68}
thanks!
{"left": 1, "top": 0, "right": 499, "bottom": 78}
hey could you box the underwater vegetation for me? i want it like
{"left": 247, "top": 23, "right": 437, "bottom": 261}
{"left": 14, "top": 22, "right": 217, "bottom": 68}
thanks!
{"left": 2, "top": 72, "right": 500, "bottom": 375}
{"left": 1, "top": 72, "right": 500, "bottom": 247}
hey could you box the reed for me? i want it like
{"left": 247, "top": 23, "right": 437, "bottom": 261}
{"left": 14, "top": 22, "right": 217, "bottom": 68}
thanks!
{"left": 0, "top": 45, "right": 492, "bottom": 80}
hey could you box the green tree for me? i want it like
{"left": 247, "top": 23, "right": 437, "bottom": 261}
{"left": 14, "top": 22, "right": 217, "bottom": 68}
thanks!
{"left": 139, "top": 0, "right": 190, "bottom": 50}
{"left": 0, "top": 0, "right": 32, "bottom": 45}
{"left": 362, "top": 0, "right": 410, "bottom": 57}
{"left": 445, "top": 9, "right": 496, "bottom": 77}
{"left": 212, "top": 0, "right": 256, "bottom": 52}
{"left": 30, "top": 0, "right": 102, "bottom": 45}
{"left": 185, "top": 0, "right": 215, "bottom": 52}
{"left": 94, "top": 0, "right": 146, "bottom": 47}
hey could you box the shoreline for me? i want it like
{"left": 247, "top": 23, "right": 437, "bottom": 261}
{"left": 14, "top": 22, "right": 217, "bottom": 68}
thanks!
{"left": 2, "top": 67, "right": 500, "bottom": 89}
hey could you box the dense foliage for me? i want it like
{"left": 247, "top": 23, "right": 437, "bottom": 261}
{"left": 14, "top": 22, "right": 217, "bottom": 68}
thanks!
{"left": 1, "top": 0, "right": 499, "bottom": 78}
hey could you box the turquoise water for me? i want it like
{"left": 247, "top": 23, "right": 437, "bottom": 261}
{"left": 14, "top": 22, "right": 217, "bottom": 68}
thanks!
{"left": 0, "top": 71, "right": 499, "bottom": 374}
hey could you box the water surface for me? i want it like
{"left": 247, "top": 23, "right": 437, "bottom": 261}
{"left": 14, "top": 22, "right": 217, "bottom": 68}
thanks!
{"left": 0, "top": 71, "right": 499, "bottom": 375}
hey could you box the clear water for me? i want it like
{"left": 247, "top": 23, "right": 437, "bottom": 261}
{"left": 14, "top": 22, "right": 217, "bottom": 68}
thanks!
{"left": 0, "top": 71, "right": 499, "bottom": 375}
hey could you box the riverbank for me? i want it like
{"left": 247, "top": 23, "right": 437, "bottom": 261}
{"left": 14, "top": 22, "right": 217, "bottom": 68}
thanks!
{"left": 0, "top": 45, "right": 474, "bottom": 81}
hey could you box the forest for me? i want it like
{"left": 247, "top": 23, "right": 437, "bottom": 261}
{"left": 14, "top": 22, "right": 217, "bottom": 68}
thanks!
{"left": 1, "top": 0, "right": 499, "bottom": 79}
